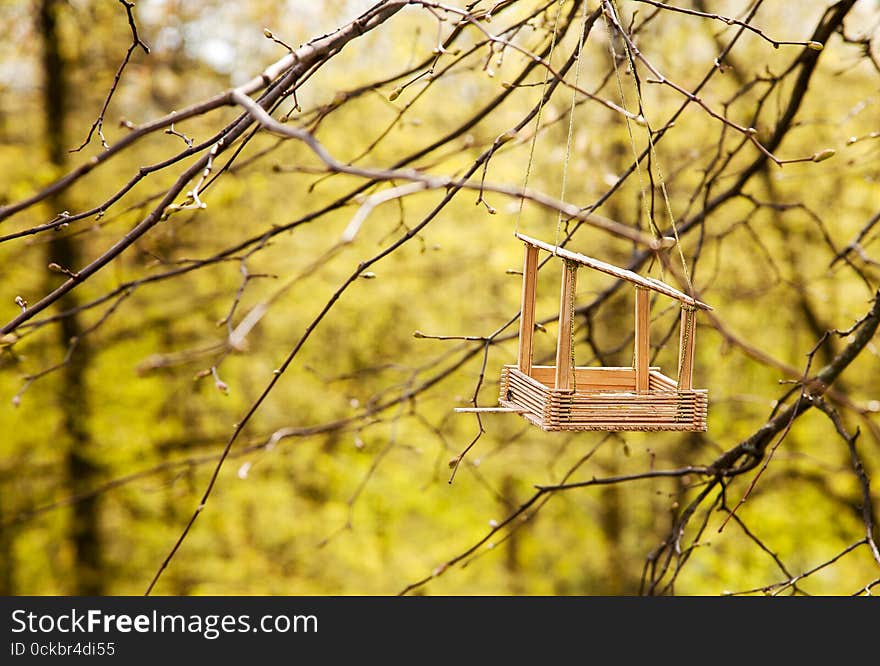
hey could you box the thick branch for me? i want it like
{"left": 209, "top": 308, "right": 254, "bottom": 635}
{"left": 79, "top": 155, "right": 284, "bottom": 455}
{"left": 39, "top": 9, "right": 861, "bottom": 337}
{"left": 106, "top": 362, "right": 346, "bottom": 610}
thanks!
{"left": 0, "top": 0, "right": 408, "bottom": 224}
{"left": 0, "top": 0, "right": 408, "bottom": 335}
{"left": 709, "top": 291, "right": 880, "bottom": 475}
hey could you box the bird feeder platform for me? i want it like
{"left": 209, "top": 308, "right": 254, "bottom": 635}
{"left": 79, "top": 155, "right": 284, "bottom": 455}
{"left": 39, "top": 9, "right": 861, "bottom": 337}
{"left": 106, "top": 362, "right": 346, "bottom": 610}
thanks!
{"left": 498, "top": 234, "right": 711, "bottom": 432}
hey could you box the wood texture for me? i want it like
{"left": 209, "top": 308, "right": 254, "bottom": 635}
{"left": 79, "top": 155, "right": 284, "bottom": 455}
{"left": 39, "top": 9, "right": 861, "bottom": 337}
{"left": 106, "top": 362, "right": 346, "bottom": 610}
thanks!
{"left": 554, "top": 261, "right": 577, "bottom": 391}
{"left": 649, "top": 369, "right": 678, "bottom": 390}
{"left": 529, "top": 365, "right": 657, "bottom": 389}
{"left": 678, "top": 307, "right": 696, "bottom": 390}
{"left": 499, "top": 236, "right": 709, "bottom": 433}
{"left": 517, "top": 243, "right": 539, "bottom": 375}
{"left": 454, "top": 407, "right": 526, "bottom": 413}
{"left": 516, "top": 233, "right": 712, "bottom": 311}
{"left": 634, "top": 287, "right": 650, "bottom": 392}
{"left": 499, "top": 365, "right": 707, "bottom": 432}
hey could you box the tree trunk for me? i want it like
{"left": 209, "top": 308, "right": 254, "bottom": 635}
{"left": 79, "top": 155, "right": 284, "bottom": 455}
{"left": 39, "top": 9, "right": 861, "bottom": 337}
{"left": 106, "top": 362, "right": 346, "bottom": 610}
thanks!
{"left": 501, "top": 475, "right": 524, "bottom": 594}
{"left": 0, "top": 482, "right": 13, "bottom": 594}
{"left": 39, "top": 0, "right": 103, "bottom": 595}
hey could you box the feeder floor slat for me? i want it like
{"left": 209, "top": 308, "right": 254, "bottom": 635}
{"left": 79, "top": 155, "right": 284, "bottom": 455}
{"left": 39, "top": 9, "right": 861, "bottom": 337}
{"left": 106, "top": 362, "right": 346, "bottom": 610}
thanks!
{"left": 500, "top": 366, "right": 707, "bottom": 432}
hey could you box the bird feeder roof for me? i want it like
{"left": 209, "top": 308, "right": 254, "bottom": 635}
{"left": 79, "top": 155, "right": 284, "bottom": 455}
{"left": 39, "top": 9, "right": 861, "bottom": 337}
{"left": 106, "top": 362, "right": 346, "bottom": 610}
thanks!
{"left": 516, "top": 233, "right": 712, "bottom": 311}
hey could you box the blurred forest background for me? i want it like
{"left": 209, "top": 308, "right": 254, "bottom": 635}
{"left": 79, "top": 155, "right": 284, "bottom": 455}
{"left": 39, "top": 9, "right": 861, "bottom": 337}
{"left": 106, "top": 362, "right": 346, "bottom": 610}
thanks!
{"left": 0, "top": 0, "right": 878, "bottom": 596}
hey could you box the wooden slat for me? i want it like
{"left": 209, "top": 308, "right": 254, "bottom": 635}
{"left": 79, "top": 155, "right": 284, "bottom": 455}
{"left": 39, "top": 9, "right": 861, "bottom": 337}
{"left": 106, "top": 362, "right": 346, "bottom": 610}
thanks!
{"left": 634, "top": 287, "right": 650, "bottom": 392}
{"left": 555, "top": 413, "right": 690, "bottom": 420}
{"left": 559, "top": 410, "right": 701, "bottom": 417}
{"left": 542, "top": 423, "right": 706, "bottom": 432}
{"left": 530, "top": 365, "right": 657, "bottom": 374}
{"left": 505, "top": 385, "right": 548, "bottom": 412}
{"left": 502, "top": 370, "right": 551, "bottom": 415}
{"left": 575, "top": 368, "right": 635, "bottom": 385}
{"left": 512, "top": 410, "right": 554, "bottom": 430}
{"left": 548, "top": 418, "right": 698, "bottom": 425}
{"left": 517, "top": 243, "right": 539, "bottom": 375}
{"left": 555, "top": 261, "right": 577, "bottom": 391}
{"left": 548, "top": 403, "right": 702, "bottom": 411}
{"left": 454, "top": 407, "right": 526, "bottom": 413}
{"left": 501, "top": 398, "right": 546, "bottom": 419}
{"left": 530, "top": 366, "right": 637, "bottom": 389}
{"left": 511, "top": 412, "right": 706, "bottom": 432}
{"left": 550, "top": 394, "right": 705, "bottom": 405}
{"left": 516, "top": 233, "right": 712, "bottom": 311}
{"left": 557, "top": 416, "right": 702, "bottom": 423}
{"left": 550, "top": 399, "right": 699, "bottom": 406}
{"left": 532, "top": 365, "right": 635, "bottom": 380}
{"left": 548, "top": 394, "right": 702, "bottom": 403}
{"left": 549, "top": 412, "right": 703, "bottom": 420}
{"left": 678, "top": 307, "right": 696, "bottom": 390}
{"left": 649, "top": 370, "right": 678, "bottom": 390}
{"left": 499, "top": 365, "right": 707, "bottom": 433}
{"left": 505, "top": 367, "right": 552, "bottom": 395}
{"left": 546, "top": 406, "right": 702, "bottom": 415}
{"left": 515, "top": 365, "right": 686, "bottom": 392}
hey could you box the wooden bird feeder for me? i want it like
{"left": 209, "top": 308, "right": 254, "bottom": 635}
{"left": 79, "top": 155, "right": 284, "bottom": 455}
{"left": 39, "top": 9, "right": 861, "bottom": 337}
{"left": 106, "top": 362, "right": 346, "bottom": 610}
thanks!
{"left": 491, "top": 234, "right": 711, "bottom": 432}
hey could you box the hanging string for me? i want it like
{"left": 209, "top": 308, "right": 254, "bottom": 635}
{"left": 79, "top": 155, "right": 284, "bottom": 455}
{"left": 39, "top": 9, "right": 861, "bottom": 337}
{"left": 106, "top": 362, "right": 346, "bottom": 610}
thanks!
{"left": 515, "top": 0, "right": 567, "bottom": 240}
{"left": 601, "top": 1, "right": 661, "bottom": 243}
{"left": 647, "top": 130, "right": 694, "bottom": 291}
{"left": 641, "top": 96, "right": 694, "bottom": 291}
{"left": 554, "top": 2, "right": 593, "bottom": 393}
{"left": 566, "top": 259, "right": 578, "bottom": 391}
{"left": 603, "top": 0, "right": 694, "bottom": 293}
{"left": 554, "top": 0, "right": 591, "bottom": 250}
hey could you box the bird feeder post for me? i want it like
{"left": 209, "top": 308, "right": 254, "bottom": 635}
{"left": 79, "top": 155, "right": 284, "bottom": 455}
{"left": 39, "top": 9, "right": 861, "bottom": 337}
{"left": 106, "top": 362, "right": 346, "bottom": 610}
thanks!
{"left": 677, "top": 305, "right": 696, "bottom": 390}
{"left": 517, "top": 242, "right": 539, "bottom": 376}
{"left": 634, "top": 286, "right": 650, "bottom": 392}
{"left": 554, "top": 259, "right": 577, "bottom": 391}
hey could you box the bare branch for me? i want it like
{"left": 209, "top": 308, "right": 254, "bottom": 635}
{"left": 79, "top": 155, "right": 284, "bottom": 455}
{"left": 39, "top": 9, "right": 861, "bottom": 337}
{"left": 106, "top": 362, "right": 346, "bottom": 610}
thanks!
{"left": 71, "top": 0, "right": 150, "bottom": 152}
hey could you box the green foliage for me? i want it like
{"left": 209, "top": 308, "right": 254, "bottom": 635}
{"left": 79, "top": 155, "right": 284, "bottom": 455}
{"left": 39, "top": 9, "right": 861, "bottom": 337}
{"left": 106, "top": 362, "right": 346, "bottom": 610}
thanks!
{"left": 0, "top": 0, "right": 878, "bottom": 596}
